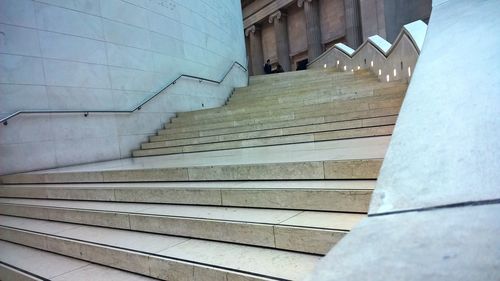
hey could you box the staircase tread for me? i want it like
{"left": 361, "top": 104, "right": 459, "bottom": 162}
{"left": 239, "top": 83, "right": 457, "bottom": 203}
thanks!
{"left": 0, "top": 240, "right": 156, "bottom": 281}
{"left": 7, "top": 136, "right": 389, "bottom": 175}
{"left": 0, "top": 198, "right": 365, "bottom": 230}
{"left": 0, "top": 215, "right": 320, "bottom": 280}
{"left": 0, "top": 180, "right": 376, "bottom": 190}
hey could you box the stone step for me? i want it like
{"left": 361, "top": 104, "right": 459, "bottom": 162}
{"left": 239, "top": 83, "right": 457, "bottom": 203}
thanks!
{"left": 0, "top": 159, "right": 383, "bottom": 184}
{"left": 166, "top": 94, "right": 404, "bottom": 130}
{"left": 0, "top": 215, "right": 320, "bottom": 280}
{"left": 233, "top": 74, "right": 379, "bottom": 97}
{"left": 181, "top": 78, "right": 393, "bottom": 119}
{"left": 135, "top": 125, "right": 394, "bottom": 157}
{"left": 153, "top": 107, "right": 400, "bottom": 142}
{"left": 210, "top": 82, "right": 403, "bottom": 118}
{"left": 246, "top": 68, "right": 369, "bottom": 86}
{"left": 248, "top": 67, "right": 340, "bottom": 84}
{"left": 147, "top": 115, "right": 397, "bottom": 149}
{"left": 0, "top": 240, "right": 157, "bottom": 281}
{"left": 0, "top": 180, "right": 374, "bottom": 212}
{"left": 0, "top": 198, "right": 365, "bottom": 254}
{"left": 235, "top": 74, "right": 377, "bottom": 96}
{"left": 228, "top": 80, "right": 383, "bottom": 107}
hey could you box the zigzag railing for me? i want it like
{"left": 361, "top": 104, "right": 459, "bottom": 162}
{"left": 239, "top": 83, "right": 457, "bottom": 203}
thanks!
{"left": 0, "top": 61, "right": 247, "bottom": 125}
{"left": 309, "top": 20, "right": 427, "bottom": 83}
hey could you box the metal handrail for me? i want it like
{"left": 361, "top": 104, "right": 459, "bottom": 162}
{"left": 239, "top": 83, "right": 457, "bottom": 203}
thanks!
{"left": 1, "top": 61, "right": 247, "bottom": 125}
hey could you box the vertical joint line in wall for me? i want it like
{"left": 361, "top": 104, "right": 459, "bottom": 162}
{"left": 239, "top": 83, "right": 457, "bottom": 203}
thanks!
{"left": 272, "top": 224, "right": 277, "bottom": 248}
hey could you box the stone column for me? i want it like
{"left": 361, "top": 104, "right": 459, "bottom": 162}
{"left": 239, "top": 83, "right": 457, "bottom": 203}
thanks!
{"left": 344, "top": 0, "right": 363, "bottom": 48}
{"left": 269, "top": 10, "right": 291, "bottom": 71}
{"left": 298, "top": 0, "right": 322, "bottom": 60}
{"left": 245, "top": 25, "right": 264, "bottom": 75}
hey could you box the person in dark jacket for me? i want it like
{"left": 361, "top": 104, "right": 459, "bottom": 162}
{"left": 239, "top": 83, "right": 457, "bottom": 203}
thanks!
{"left": 264, "top": 59, "right": 272, "bottom": 74}
{"left": 274, "top": 64, "right": 284, "bottom": 73}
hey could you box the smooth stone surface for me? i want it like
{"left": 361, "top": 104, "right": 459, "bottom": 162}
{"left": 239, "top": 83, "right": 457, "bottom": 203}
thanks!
{"left": 274, "top": 226, "right": 347, "bottom": 254}
{"left": 324, "top": 159, "right": 382, "bottom": 179}
{"left": 52, "top": 263, "right": 158, "bottom": 281}
{"left": 0, "top": 215, "right": 322, "bottom": 280}
{"left": 0, "top": 201, "right": 355, "bottom": 252}
{"left": 221, "top": 189, "right": 372, "bottom": 212}
{"left": 369, "top": 0, "right": 500, "bottom": 214}
{"left": 0, "top": 240, "right": 89, "bottom": 279}
{"left": 158, "top": 239, "right": 321, "bottom": 281}
{"left": 2, "top": 136, "right": 390, "bottom": 175}
{"left": 280, "top": 211, "right": 365, "bottom": 230}
{"left": 0, "top": 263, "right": 42, "bottom": 281}
{"left": 307, "top": 204, "right": 500, "bottom": 281}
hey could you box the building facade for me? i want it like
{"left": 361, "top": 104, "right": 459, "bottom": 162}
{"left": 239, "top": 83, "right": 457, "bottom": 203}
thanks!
{"left": 243, "top": 0, "right": 432, "bottom": 75}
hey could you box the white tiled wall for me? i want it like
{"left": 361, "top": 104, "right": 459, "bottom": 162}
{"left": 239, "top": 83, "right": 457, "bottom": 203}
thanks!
{"left": 0, "top": 0, "right": 248, "bottom": 175}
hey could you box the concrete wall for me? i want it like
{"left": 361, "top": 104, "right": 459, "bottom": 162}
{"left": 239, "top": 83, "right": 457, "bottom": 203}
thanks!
{"left": 383, "top": 0, "right": 432, "bottom": 42}
{"left": 0, "top": 0, "right": 247, "bottom": 175}
{"left": 359, "top": 0, "right": 386, "bottom": 41}
{"left": 307, "top": 1, "right": 500, "bottom": 280}
{"left": 360, "top": 0, "right": 432, "bottom": 42}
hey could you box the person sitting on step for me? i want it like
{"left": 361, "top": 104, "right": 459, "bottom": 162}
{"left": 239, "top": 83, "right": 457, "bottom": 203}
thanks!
{"left": 264, "top": 59, "right": 272, "bottom": 74}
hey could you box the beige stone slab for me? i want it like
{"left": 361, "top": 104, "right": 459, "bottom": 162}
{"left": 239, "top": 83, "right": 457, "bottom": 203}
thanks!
{"left": 148, "top": 258, "right": 196, "bottom": 281}
{"left": 0, "top": 214, "right": 79, "bottom": 234}
{"left": 0, "top": 204, "right": 130, "bottom": 229}
{"left": 0, "top": 240, "right": 89, "bottom": 279}
{"left": 0, "top": 198, "right": 148, "bottom": 212}
{"left": 57, "top": 224, "right": 188, "bottom": 254}
{"left": 143, "top": 135, "right": 219, "bottom": 149}
{"left": 313, "top": 125, "right": 394, "bottom": 141}
{"left": 218, "top": 128, "right": 285, "bottom": 142}
{"left": 47, "top": 188, "right": 115, "bottom": 201}
{"left": 221, "top": 189, "right": 372, "bottom": 212}
{"left": 181, "top": 140, "right": 241, "bottom": 153}
{"left": 158, "top": 239, "right": 321, "bottom": 281}
{"left": 52, "top": 263, "right": 158, "bottom": 281}
{"left": 170, "top": 109, "right": 396, "bottom": 143}
{"left": 48, "top": 208, "right": 131, "bottom": 229}
{"left": 0, "top": 226, "right": 47, "bottom": 250}
{"left": 130, "top": 214, "right": 275, "bottom": 247}
{"left": 171, "top": 95, "right": 403, "bottom": 126}
{"left": 137, "top": 204, "right": 300, "bottom": 224}
{"left": 242, "top": 133, "right": 314, "bottom": 147}
{"left": 0, "top": 263, "right": 43, "bottom": 281}
{"left": 324, "top": 159, "right": 383, "bottom": 179}
{"left": 102, "top": 167, "right": 189, "bottom": 181}
{"left": 188, "top": 161, "right": 325, "bottom": 180}
{"left": 280, "top": 211, "right": 365, "bottom": 230}
{"left": 1, "top": 173, "right": 46, "bottom": 184}
{"left": 2, "top": 216, "right": 320, "bottom": 280}
{"left": 2, "top": 137, "right": 391, "bottom": 184}
{"left": 80, "top": 243, "right": 151, "bottom": 275}
{"left": 45, "top": 235, "right": 85, "bottom": 260}
{"left": 137, "top": 122, "right": 394, "bottom": 158}
{"left": 0, "top": 186, "right": 48, "bottom": 198}
{"left": 44, "top": 171, "right": 104, "bottom": 183}
{"left": 133, "top": 146, "right": 183, "bottom": 157}
{"left": 115, "top": 187, "right": 222, "bottom": 205}
{"left": 362, "top": 115, "right": 398, "bottom": 126}
{"left": 0, "top": 198, "right": 302, "bottom": 224}
{"left": 0, "top": 204, "right": 49, "bottom": 220}
{"left": 282, "top": 119, "right": 361, "bottom": 135}
{"left": 274, "top": 226, "right": 347, "bottom": 255}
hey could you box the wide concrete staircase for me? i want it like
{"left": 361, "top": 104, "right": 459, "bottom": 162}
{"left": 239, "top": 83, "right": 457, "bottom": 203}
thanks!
{"left": 0, "top": 68, "right": 407, "bottom": 280}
